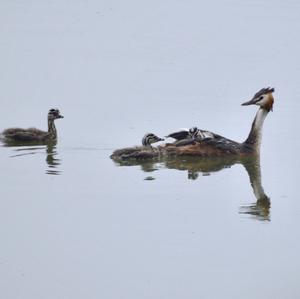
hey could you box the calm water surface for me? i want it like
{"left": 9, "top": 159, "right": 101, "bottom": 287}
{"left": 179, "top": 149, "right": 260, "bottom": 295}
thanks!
{"left": 1, "top": 1, "right": 300, "bottom": 298}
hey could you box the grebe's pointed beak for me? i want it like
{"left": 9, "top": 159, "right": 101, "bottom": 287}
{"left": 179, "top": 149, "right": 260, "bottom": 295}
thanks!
{"left": 241, "top": 99, "right": 256, "bottom": 106}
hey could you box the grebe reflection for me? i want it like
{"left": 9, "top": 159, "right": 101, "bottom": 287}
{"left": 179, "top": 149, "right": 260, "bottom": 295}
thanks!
{"left": 112, "top": 155, "right": 270, "bottom": 221}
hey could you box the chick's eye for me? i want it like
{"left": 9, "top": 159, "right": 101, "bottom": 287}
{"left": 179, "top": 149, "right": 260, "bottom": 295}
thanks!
{"left": 259, "top": 96, "right": 263, "bottom": 101}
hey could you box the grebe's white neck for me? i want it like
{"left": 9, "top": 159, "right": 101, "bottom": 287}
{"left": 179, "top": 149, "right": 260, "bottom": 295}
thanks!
{"left": 244, "top": 108, "right": 269, "bottom": 153}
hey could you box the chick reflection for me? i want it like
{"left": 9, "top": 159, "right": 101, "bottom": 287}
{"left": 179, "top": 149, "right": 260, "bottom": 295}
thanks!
{"left": 46, "top": 143, "right": 62, "bottom": 175}
{"left": 4, "top": 141, "right": 62, "bottom": 176}
{"left": 112, "top": 155, "right": 270, "bottom": 221}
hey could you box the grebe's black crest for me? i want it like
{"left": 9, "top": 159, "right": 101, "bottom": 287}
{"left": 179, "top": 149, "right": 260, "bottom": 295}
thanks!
{"left": 142, "top": 133, "right": 164, "bottom": 146}
{"left": 253, "top": 87, "right": 275, "bottom": 100}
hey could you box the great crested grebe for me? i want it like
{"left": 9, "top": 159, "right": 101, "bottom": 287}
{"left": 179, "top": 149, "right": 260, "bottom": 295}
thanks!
{"left": 111, "top": 87, "right": 274, "bottom": 160}
{"left": 162, "top": 87, "right": 275, "bottom": 156}
{"left": 1, "top": 109, "right": 64, "bottom": 143}
{"left": 142, "top": 133, "right": 164, "bottom": 147}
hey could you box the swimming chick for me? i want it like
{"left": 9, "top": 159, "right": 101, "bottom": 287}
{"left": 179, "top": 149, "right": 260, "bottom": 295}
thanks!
{"left": 1, "top": 109, "right": 64, "bottom": 143}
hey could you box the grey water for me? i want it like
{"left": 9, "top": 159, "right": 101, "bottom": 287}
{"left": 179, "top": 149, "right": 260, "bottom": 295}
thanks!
{"left": 1, "top": 1, "right": 300, "bottom": 298}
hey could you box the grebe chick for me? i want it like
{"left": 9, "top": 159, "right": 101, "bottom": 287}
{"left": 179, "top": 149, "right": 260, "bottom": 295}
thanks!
{"left": 166, "top": 127, "right": 198, "bottom": 140}
{"left": 142, "top": 133, "right": 164, "bottom": 147}
{"left": 1, "top": 109, "right": 64, "bottom": 143}
{"left": 166, "top": 127, "right": 215, "bottom": 141}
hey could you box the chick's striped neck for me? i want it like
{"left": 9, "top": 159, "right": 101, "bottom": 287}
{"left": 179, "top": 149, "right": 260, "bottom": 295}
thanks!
{"left": 48, "top": 119, "right": 57, "bottom": 139}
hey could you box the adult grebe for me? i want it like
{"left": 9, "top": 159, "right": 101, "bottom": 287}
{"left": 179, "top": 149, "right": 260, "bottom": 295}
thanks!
{"left": 142, "top": 133, "right": 164, "bottom": 147}
{"left": 162, "top": 87, "right": 274, "bottom": 156}
{"left": 1, "top": 109, "right": 64, "bottom": 143}
{"left": 111, "top": 87, "right": 274, "bottom": 160}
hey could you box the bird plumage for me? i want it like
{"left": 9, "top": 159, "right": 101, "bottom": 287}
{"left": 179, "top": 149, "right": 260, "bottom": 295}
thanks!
{"left": 165, "top": 87, "right": 275, "bottom": 155}
{"left": 111, "top": 87, "right": 275, "bottom": 160}
{"left": 142, "top": 133, "right": 164, "bottom": 146}
{"left": 166, "top": 127, "right": 215, "bottom": 141}
{"left": 1, "top": 109, "right": 64, "bottom": 143}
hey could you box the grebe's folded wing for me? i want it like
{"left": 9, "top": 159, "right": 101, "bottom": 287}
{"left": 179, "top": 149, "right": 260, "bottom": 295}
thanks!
{"left": 166, "top": 129, "right": 189, "bottom": 140}
{"left": 196, "top": 134, "right": 241, "bottom": 154}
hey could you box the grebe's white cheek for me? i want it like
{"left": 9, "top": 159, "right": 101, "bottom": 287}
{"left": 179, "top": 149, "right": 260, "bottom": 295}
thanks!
{"left": 260, "top": 95, "right": 271, "bottom": 106}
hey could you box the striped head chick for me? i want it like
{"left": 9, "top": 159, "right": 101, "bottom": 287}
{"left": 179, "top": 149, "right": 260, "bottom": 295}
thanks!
{"left": 48, "top": 108, "right": 64, "bottom": 120}
{"left": 188, "top": 127, "right": 200, "bottom": 139}
{"left": 190, "top": 127, "right": 215, "bottom": 141}
{"left": 142, "top": 133, "right": 164, "bottom": 147}
{"left": 166, "top": 127, "right": 200, "bottom": 141}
